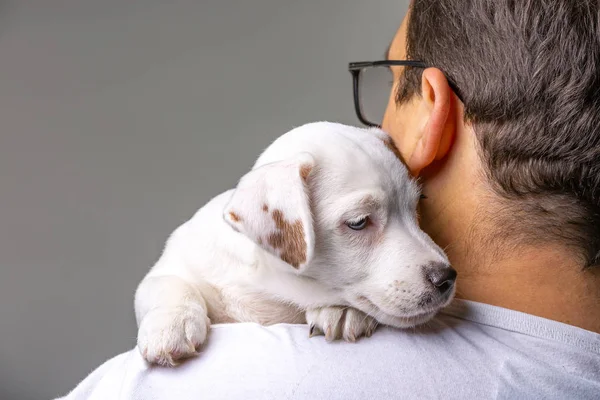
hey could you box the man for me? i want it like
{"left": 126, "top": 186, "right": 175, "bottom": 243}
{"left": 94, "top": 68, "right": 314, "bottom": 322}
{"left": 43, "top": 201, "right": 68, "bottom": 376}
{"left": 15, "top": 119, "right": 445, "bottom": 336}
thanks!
{"left": 382, "top": 0, "right": 600, "bottom": 333}
{"left": 61, "top": 1, "right": 599, "bottom": 399}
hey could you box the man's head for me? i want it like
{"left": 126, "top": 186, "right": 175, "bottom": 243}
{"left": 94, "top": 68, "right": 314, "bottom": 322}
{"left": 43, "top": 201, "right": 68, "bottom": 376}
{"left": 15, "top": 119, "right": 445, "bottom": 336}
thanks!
{"left": 383, "top": 0, "right": 600, "bottom": 274}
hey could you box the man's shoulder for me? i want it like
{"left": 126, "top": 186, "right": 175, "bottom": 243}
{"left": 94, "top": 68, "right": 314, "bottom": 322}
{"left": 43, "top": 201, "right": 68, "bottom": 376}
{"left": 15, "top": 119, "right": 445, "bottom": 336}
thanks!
{"left": 59, "top": 302, "right": 600, "bottom": 400}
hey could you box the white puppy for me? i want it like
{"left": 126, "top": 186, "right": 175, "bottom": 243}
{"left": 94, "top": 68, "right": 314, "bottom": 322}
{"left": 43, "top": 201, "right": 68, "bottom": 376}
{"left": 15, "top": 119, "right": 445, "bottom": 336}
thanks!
{"left": 135, "top": 122, "right": 456, "bottom": 366}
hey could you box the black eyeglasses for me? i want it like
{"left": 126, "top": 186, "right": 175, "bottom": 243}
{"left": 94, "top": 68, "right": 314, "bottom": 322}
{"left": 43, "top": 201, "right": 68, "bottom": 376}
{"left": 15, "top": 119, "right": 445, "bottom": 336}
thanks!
{"left": 349, "top": 60, "right": 463, "bottom": 127}
{"left": 348, "top": 60, "right": 428, "bottom": 127}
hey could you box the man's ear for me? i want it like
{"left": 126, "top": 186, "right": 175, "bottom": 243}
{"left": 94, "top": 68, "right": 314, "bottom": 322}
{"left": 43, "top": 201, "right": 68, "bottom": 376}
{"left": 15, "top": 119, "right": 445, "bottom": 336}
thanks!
{"left": 223, "top": 153, "right": 315, "bottom": 271}
{"left": 407, "top": 68, "right": 456, "bottom": 176}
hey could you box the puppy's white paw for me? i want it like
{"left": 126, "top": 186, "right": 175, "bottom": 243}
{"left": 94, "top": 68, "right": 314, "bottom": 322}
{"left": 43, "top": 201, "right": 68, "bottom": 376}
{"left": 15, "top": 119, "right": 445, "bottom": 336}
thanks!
{"left": 137, "top": 306, "right": 210, "bottom": 366}
{"left": 306, "top": 306, "right": 378, "bottom": 342}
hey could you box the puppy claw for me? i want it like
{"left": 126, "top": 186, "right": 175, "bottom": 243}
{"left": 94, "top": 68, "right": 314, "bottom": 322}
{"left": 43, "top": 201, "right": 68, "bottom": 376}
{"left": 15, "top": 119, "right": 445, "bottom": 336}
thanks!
{"left": 309, "top": 323, "right": 323, "bottom": 338}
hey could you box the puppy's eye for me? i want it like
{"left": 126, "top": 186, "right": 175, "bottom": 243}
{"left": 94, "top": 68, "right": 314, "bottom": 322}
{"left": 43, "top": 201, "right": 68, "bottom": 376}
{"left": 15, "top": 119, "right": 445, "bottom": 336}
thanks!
{"left": 346, "top": 217, "right": 369, "bottom": 231}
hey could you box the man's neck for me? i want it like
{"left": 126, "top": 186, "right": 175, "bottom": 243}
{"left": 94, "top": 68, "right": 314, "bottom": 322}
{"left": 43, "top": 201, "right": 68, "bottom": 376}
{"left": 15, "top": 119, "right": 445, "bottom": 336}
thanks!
{"left": 452, "top": 245, "right": 600, "bottom": 333}
{"left": 418, "top": 137, "right": 600, "bottom": 333}
{"left": 419, "top": 194, "right": 600, "bottom": 333}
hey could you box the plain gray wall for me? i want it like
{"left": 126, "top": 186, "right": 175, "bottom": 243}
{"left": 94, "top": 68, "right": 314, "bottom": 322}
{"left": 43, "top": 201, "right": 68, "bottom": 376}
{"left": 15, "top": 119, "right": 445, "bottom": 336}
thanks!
{"left": 0, "top": 1, "right": 409, "bottom": 398}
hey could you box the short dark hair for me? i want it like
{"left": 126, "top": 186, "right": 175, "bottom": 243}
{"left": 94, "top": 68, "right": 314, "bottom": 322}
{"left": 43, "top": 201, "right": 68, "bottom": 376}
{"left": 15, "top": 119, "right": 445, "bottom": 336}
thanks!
{"left": 399, "top": 0, "right": 600, "bottom": 268}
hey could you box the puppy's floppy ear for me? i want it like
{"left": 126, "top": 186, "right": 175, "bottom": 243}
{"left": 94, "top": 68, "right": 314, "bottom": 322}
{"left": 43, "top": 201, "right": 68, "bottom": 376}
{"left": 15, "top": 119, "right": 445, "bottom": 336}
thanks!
{"left": 223, "top": 152, "right": 315, "bottom": 270}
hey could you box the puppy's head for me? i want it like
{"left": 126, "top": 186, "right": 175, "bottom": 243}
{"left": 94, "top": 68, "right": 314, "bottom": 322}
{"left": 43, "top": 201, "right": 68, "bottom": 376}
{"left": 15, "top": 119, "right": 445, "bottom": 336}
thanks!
{"left": 224, "top": 122, "right": 455, "bottom": 328}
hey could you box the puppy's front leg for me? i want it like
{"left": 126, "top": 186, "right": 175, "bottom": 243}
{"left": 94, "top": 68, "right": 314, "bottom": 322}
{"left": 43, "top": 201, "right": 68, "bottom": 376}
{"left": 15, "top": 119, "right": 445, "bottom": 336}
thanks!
{"left": 306, "top": 306, "right": 378, "bottom": 342}
{"left": 135, "top": 274, "right": 210, "bottom": 366}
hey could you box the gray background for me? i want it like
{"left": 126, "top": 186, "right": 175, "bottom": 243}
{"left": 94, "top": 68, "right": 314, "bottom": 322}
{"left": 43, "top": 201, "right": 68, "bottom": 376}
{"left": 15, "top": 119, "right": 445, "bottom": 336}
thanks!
{"left": 0, "top": 0, "right": 408, "bottom": 398}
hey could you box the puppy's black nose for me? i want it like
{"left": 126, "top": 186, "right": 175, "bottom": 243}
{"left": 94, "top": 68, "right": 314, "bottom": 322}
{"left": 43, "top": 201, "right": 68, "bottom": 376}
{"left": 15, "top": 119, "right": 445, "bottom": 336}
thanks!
{"left": 425, "top": 263, "right": 457, "bottom": 295}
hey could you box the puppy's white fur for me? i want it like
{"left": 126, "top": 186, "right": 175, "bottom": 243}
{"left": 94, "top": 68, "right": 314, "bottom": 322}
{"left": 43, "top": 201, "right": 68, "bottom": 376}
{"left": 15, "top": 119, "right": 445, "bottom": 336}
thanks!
{"left": 135, "top": 122, "right": 453, "bottom": 366}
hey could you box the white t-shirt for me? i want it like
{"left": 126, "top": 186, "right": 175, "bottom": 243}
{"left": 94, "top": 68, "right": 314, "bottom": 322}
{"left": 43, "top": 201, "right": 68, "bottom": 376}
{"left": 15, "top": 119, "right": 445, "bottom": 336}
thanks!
{"left": 58, "top": 300, "right": 600, "bottom": 400}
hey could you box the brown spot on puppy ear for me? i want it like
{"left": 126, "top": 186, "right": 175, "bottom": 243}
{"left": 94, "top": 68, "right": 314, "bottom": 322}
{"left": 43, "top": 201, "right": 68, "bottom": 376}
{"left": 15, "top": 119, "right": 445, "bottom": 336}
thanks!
{"left": 300, "top": 164, "right": 313, "bottom": 181}
{"left": 229, "top": 211, "right": 242, "bottom": 222}
{"left": 262, "top": 204, "right": 269, "bottom": 213}
{"left": 268, "top": 209, "right": 307, "bottom": 268}
{"left": 381, "top": 136, "right": 407, "bottom": 166}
